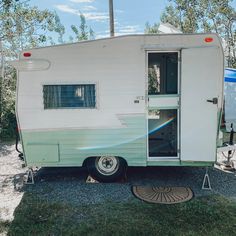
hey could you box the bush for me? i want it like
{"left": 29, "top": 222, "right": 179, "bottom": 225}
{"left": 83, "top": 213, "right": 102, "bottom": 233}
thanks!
{"left": 0, "top": 67, "right": 17, "bottom": 141}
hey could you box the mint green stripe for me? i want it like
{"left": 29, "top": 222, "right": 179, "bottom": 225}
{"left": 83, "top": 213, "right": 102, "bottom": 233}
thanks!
{"left": 22, "top": 115, "right": 147, "bottom": 166}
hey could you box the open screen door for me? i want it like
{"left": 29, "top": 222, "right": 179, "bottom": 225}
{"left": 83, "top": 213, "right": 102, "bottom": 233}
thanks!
{"left": 147, "top": 52, "right": 179, "bottom": 160}
{"left": 181, "top": 47, "right": 222, "bottom": 162}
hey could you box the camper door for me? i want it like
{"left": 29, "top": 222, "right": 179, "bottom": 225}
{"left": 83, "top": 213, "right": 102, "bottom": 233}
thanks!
{"left": 181, "top": 47, "right": 221, "bottom": 162}
{"left": 147, "top": 52, "right": 180, "bottom": 160}
{"left": 147, "top": 47, "right": 221, "bottom": 163}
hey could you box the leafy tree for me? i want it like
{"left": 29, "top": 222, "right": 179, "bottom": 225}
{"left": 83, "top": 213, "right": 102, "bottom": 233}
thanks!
{"left": 71, "top": 14, "right": 94, "bottom": 41}
{"left": 53, "top": 13, "right": 66, "bottom": 44}
{"left": 0, "top": 3, "right": 95, "bottom": 140}
{"left": 146, "top": 0, "right": 236, "bottom": 67}
{"left": 0, "top": 0, "right": 66, "bottom": 140}
{"left": 0, "top": 66, "right": 16, "bottom": 139}
{"left": 1, "top": 2, "right": 64, "bottom": 58}
{"left": 145, "top": 22, "right": 160, "bottom": 34}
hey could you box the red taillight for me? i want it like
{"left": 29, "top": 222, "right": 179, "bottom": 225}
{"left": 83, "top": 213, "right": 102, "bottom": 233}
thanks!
{"left": 204, "top": 37, "right": 213, "bottom": 43}
{"left": 23, "top": 52, "right": 31, "bottom": 57}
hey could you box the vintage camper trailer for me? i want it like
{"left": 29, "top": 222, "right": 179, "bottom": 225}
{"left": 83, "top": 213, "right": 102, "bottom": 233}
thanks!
{"left": 11, "top": 34, "right": 224, "bottom": 182}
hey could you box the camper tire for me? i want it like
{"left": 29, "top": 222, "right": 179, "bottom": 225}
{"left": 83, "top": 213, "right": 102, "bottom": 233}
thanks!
{"left": 86, "top": 156, "right": 127, "bottom": 183}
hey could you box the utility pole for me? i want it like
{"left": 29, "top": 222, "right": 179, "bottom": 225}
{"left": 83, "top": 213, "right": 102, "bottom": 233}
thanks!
{"left": 109, "top": 0, "right": 114, "bottom": 37}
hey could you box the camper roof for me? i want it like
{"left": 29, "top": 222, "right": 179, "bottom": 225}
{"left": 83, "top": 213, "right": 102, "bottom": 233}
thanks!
{"left": 20, "top": 33, "right": 222, "bottom": 52}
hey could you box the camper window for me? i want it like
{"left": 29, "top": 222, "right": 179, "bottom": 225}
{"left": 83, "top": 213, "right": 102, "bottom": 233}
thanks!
{"left": 43, "top": 84, "right": 96, "bottom": 109}
{"left": 148, "top": 52, "right": 178, "bottom": 95}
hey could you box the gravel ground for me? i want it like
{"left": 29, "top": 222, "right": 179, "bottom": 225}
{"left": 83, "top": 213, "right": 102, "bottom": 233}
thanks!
{"left": 0, "top": 143, "right": 236, "bottom": 222}
{"left": 0, "top": 143, "right": 26, "bottom": 223}
{"left": 28, "top": 164, "right": 236, "bottom": 207}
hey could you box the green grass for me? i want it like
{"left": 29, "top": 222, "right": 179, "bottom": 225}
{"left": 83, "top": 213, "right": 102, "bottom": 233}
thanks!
{"left": 3, "top": 193, "right": 236, "bottom": 236}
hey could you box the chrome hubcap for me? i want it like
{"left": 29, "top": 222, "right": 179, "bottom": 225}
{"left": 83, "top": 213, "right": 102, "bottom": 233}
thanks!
{"left": 95, "top": 156, "right": 119, "bottom": 176}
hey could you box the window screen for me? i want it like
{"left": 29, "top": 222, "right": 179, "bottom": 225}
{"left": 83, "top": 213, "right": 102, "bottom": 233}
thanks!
{"left": 148, "top": 109, "right": 178, "bottom": 157}
{"left": 43, "top": 84, "right": 96, "bottom": 109}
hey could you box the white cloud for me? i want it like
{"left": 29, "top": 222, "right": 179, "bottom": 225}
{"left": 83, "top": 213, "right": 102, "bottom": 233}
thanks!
{"left": 55, "top": 5, "right": 78, "bottom": 14}
{"left": 117, "top": 25, "right": 141, "bottom": 34}
{"left": 83, "top": 12, "right": 109, "bottom": 21}
{"left": 55, "top": 4, "right": 108, "bottom": 22}
{"left": 70, "top": 0, "right": 95, "bottom": 3}
{"left": 95, "top": 25, "right": 142, "bottom": 39}
{"left": 82, "top": 5, "right": 97, "bottom": 11}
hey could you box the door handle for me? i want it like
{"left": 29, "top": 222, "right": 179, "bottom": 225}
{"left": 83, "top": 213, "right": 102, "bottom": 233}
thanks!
{"left": 207, "top": 97, "right": 218, "bottom": 104}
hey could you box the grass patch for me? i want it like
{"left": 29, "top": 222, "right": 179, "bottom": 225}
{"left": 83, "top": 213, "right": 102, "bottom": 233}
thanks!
{"left": 7, "top": 194, "right": 236, "bottom": 236}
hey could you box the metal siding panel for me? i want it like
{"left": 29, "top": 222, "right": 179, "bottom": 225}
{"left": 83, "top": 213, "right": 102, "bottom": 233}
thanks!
{"left": 26, "top": 144, "right": 59, "bottom": 163}
{"left": 22, "top": 115, "right": 147, "bottom": 166}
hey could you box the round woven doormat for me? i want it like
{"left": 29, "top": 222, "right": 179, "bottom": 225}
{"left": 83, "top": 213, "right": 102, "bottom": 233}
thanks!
{"left": 132, "top": 186, "right": 193, "bottom": 204}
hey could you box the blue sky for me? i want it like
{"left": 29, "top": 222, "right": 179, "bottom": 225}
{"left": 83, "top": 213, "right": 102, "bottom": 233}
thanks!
{"left": 29, "top": 0, "right": 169, "bottom": 39}
{"left": 29, "top": 0, "right": 236, "bottom": 40}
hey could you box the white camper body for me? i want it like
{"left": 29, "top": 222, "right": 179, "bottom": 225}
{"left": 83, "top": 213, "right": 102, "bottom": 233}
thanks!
{"left": 11, "top": 34, "right": 224, "bottom": 181}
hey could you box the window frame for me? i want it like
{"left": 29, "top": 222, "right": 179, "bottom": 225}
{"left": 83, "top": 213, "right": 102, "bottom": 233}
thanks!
{"left": 42, "top": 82, "right": 98, "bottom": 110}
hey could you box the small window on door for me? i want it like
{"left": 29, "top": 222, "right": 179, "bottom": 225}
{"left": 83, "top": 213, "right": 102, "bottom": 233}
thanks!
{"left": 148, "top": 109, "right": 178, "bottom": 157}
{"left": 148, "top": 52, "right": 178, "bottom": 95}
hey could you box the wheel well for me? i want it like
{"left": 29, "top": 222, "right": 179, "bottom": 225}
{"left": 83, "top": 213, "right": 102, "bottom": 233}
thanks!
{"left": 82, "top": 156, "right": 128, "bottom": 167}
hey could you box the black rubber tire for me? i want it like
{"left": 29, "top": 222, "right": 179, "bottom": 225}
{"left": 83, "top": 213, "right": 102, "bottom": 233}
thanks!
{"left": 86, "top": 156, "right": 127, "bottom": 183}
